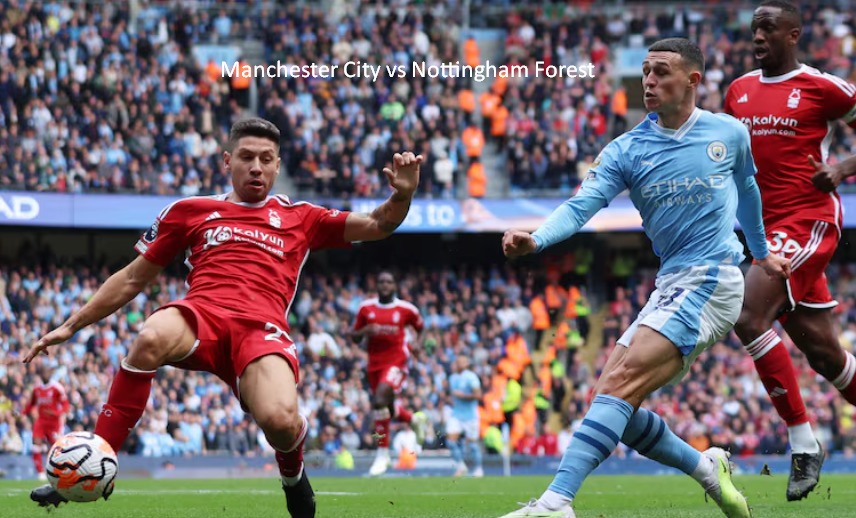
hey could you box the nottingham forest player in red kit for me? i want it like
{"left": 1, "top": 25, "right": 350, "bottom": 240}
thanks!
{"left": 724, "top": 0, "right": 856, "bottom": 501}
{"left": 350, "top": 271, "right": 428, "bottom": 476}
{"left": 23, "top": 118, "right": 423, "bottom": 517}
{"left": 24, "top": 365, "right": 69, "bottom": 481}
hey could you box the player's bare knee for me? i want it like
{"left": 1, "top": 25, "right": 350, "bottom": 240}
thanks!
{"left": 130, "top": 326, "right": 172, "bottom": 369}
{"left": 373, "top": 385, "right": 393, "bottom": 408}
{"left": 735, "top": 309, "right": 767, "bottom": 343}
{"left": 256, "top": 402, "right": 301, "bottom": 446}
{"left": 805, "top": 346, "right": 845, "bottom": 380}
{"left": 597, "top": 363, "right": 634, "bottom": 398}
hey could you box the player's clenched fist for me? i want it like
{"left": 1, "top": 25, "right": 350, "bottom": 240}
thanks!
{"left": 758, "top": 253, "right": 792, "bottom": 280}
{"left": 384, "top": 152, "right": 423, "bottom": 198}
{"left": 502, "top": 229, "right": 537, "bottom": 258}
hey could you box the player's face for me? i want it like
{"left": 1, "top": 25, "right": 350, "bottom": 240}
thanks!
{"left": 224, "top": 136, "right": 281, "bottom": 203}
{"left": 751, "top": 7, "right": 800, "bottom": 71}
{"left": 642, "top": 52, "right": 690, "bottom": 113}
{"left": 378, "top": 274, "right": 395, "bottom": 298}
{"left": 39, "top": 367, "right": 51, "bottom": 383}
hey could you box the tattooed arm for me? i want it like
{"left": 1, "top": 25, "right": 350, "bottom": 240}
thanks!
{"left": 344, "top": 152, "right": 422, "bottom": 242}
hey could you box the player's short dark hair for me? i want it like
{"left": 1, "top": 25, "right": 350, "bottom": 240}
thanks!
{"left": 758, "top": 0, "right": 802, "bottom": 29}
{"left": 648, "top": 38, "right": 705, "bottom": 76}
{"left": 228, "top": 118, "right": 280, "bottom": 150}
{"left": 378, "top": 270, "right": 395, "bottom": 281}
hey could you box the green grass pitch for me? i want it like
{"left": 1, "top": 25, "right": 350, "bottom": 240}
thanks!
{"left": 2, "top": 475, "right": 854, "bottom": 517}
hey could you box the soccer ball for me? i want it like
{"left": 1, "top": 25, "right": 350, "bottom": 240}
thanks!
{"left": 46, "top": 432, "right": 118, "bottom": 502}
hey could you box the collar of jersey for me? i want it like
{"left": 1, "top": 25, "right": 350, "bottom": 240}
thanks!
{"left": 646, "top": 107, "right": 701, "bottom": 141}
{"left": 215, "top": 192, "right": 271, "bottom": 208}
{"left": 759, "top": 64, "right": 806, "bottom": 84}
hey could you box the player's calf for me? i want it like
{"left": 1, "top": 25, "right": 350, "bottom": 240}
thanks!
{"left": 93, "top": 309, "right": 195, "bottom": 453}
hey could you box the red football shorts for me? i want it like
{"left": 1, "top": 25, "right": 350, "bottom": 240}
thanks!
{"left": 368, "top": 364, "right": 408, "bottom": 393}
{"left": 160, "top": 300, "right": 300, "bottom": 406}
{"left": 764, "top": 217, "right": 840, "bottom": 314}
{"left": 33, "top": 419, "right": 62, "bottom": 444}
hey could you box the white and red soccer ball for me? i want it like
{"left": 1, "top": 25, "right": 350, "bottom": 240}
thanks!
{"left": 46, "top": 432, "right": 118, "bottom": 502}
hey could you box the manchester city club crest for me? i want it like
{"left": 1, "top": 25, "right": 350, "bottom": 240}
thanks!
{"left": 707, "top": 141, "right": 727, "bottom": 162}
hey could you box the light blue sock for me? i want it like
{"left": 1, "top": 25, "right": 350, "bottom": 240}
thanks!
{"left": 448, "top": 438, "right": 463, "bottom": 464}
{"left": 621, "top": 407, "right": 701, "bottom": 475}
{"left": 547, "top": 394, "right": 634, "bottom": 500}
{"left": 468, "top": 441, "right": 483, "bottom": 469}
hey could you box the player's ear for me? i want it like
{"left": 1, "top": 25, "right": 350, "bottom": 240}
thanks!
{"left": 224, "top": 151, "right": 231, "bottom": 170}
{"left": 688, "top": 70, "right": 702, "bottom": 90}
{"left": 788, "top": 27, "right": 801, "bottom": 45}
{"left": 276, "top": 157, "right": 281, "bottom": 176}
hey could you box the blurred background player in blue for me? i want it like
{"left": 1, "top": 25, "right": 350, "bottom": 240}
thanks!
{"left": 446, "top": 355, "right": 483, "bottom": 478}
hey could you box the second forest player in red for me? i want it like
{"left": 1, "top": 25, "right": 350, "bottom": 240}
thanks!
{"left": 350, "top": 271, "right": 427, "bottom": 476}
{"left": 723, "top": 0, "right": 856, "bottom": 503}
{"left": 22, "top": 117, "right": 423, "bottom": 518}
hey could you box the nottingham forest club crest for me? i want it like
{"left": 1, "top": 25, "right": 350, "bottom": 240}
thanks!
{"left": 269, "top": 209, "right": 281, "bottom": 228}
{"left": 706, "top": 141, "right": 727, "bottom": 163}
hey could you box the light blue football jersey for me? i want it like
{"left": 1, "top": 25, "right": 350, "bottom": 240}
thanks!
{"left": 449, "top": 370, "right": 480, "bottom": 422}
{"left": 535, "top": 108, "right": 761, "bottom": 275}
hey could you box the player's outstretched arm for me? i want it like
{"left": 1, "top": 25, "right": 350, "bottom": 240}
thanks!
{"left": 343, "top": 152, "right": 422, "bottom": 242}
{"left": 503, "top": 193, "right": 606, "bottom": 258}
{"left": 23, "top": 255, "right": 164, "bottom": 363}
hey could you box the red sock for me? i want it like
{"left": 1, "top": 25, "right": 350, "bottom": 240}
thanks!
{"left": 832, "top": 351, "right": 856, "bottom": 405}
{"left": 33, "top": 449, "right": 44, "bottom": 473}
{"left": 375, "top": 408, "right": 391, "bottom": 448}
{"left": 94, "top": 362, "right": 156, "bottom": 452}
{"left": 395, "top": 405, "right": 412, "bottom": 424}
{"left": 275, "top": 415, "right": 307, "bottom": 479}
{"left": 745, "top": 330, "right": 808, "bottom": 426}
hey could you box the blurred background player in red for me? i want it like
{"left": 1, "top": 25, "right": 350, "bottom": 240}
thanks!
{"left": 23, "top": 364, "right": 69, "bottom": 481}
{"left": 351, "top": 271, "right": 428, "bottom": 476}
{"left": 724, "top": 0, "right": 856, "bottom": 502}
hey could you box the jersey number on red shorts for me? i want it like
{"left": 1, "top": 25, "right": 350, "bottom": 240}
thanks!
{"left": 767, "top": 231, "right": 802, "bottom": 257}
{"left": 264, "top": 322, "right": 297, "bottom": 359}
{"left": 385, "top": 366, "right": 404, "bottom": 386}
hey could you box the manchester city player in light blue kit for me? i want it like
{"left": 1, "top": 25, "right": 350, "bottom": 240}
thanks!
{"left": 498, "top": 38, "right": 791, "bottom": 518}
{"left": 446, "top": 356, "right": 483, "bottom": 477}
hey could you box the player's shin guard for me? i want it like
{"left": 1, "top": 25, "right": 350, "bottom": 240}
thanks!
{"left": 745, "top": 330, "right": 817, "bottom": 453}
{"left": 94, "top": 359, "right": 156, "bottom": 453}
{"left": 621, "top": 408, "right": 702, "bottom": 477}
{"left": 546, "top": 395, "right": 633, "bottom": 502}
{"left": 275, "top": 414, "right": 308, "bottom": 483}
{"left": 832, "top": 351, "right": 856, "bottom": 405}
{"left": 374, "top": 408, "right": 391, "bottom": 449}
{"left": 745, "top": 330, "right": 809, "bottom": 425}
{"left": 394, "top": 404, "right": 412, "bottom": 424}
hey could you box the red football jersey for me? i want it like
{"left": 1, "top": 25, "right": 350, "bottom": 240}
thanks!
{"left": 23, "top": 381, "right": 69, "bottom": 421}
{"left": 134, "top": 194, "right": 350, "bottom": 325}
{"left": 724, "top": 64, "right": 856, "bottom": 226}
{"left": 354, "top": 297, "right": 424, "bottom": 371}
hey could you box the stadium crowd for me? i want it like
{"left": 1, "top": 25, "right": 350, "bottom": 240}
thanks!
{"left": 0, "top": 0, "right": 472, "bottom": 199}
{"left": 2, "top": 247, "right": 856, "bottom": 462}
{"left": 499, "top": 3, "right": 856, "bottom": 193}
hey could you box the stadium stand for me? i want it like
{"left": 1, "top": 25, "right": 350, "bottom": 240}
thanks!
{"left": 499, "top": 3, "right": 856, "bottom": 195}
